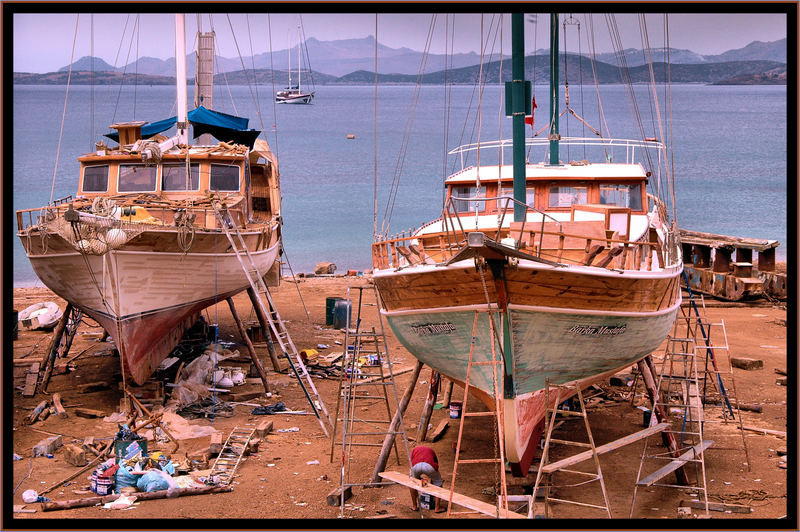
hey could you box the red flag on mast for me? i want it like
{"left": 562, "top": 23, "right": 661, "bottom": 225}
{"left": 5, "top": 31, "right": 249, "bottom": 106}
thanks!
{"left": 524, "top": 96, "right": 537, "bottom": 127}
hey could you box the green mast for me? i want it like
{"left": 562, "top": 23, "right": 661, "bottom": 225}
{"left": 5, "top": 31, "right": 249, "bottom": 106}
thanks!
{"left": 510, "top": 13, "right": 530, "bottom": 222}
{"left": 549, "top": 13, "right": 560, "bottom": 165}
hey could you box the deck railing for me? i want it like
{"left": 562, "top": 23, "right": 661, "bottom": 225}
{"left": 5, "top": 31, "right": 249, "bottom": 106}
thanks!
{"left": 372, "top": 195, "right": 667, "bottom": 272}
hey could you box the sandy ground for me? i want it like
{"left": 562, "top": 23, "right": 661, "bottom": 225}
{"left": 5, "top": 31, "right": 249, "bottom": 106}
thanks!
{"left": 9, "top": 275, "right": 790, "bottom": 527}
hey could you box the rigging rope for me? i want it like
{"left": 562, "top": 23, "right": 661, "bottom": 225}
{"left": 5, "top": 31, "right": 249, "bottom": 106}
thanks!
{"left": 50, "top": 14, "right": 80, "bottom": 206}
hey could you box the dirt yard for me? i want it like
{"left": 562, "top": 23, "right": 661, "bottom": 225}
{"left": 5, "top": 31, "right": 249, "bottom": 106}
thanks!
{"left": 9, "top": 274, "right": 789, "bottom": 526}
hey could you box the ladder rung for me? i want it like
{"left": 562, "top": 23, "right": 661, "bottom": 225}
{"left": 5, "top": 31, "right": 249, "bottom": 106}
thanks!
{"left": 456, "top": 458, "right": 503, "bottom": 464}
{"left": 463, "top": 412, "right": 495, "bottom": 417}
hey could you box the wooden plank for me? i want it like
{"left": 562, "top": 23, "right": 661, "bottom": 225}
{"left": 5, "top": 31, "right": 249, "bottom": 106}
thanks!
{"left": 51, "top": 393, "right": 68, "bottom": 418}
{"left": 680, "top": 499, "right": 752, "bottom": 514}
{"left": 636, "top": 440, "right": 713, "bottom": 487}
{"left": 23, "top": 373, "right": 38, "bottom": 397}
{"left": 25, "top": 400, "right": 49, "bottom": 425}
{"left": 541, "top": 422, "right": 670, "bottom": 474}
{"left": 427, "top": 419, "right": 449, "bottom": 442}
{"left": 379, "top": 471, "right": 526, "bottom": 519}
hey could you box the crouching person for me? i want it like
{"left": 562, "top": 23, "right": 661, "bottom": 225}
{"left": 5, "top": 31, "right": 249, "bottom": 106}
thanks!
{"left": 409, "top": 445, "right": 446, "bottom": 513}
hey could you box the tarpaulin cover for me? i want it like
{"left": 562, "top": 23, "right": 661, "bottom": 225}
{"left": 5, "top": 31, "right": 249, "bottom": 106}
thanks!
{"left": 105, "top": 106, "right": 261, "bottom": 148}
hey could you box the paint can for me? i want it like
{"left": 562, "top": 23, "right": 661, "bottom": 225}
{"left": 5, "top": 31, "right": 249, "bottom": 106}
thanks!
{"left": 95, "top": 475, "right": 113, "bottom": 496}
{"left": 419, "top": 492, "right": 433, "bottom": 510}
{"left": 449, "top": 401, "right": 462, "bottom": 419}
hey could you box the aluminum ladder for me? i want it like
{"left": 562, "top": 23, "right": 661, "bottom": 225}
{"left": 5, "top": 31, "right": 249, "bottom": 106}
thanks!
{"left": 208, "top": 426, "right": 255, "bottom": 485}
{"left": 330, "top": 285, "right": 412, "bottom": 515}
{"left": 528, "top": 380, "right": 613, "bottom": 519}
{"left": 212, "top": 201, "right": 332, "bottom": 436}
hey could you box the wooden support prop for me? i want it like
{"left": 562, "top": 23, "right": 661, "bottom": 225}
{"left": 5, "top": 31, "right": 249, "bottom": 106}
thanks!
{"left": 541, "top": 423, "right": 670, "bottom": 474}
{"left": 125, "top": 390, "right": 180, "bottom": 453}
{"left": 370, "top": 360, "right": 424, "bottom": 483}
{"left": 227, "top": 297, "right": 270, "bottom": 394}
{"left": 427, "top": 419, "right": 449, "bottom": 443}
{"left": 40, "top": 303, "right": 73, "bottom": 394}
{"left": 25, "top": 400, "right": 49, "bottom": 425}
{"left": 246, "top": 287, "right": 283, "bottom": 371}
{"left": 41, "top": 485, "right": 232, "bottom": 511}
{"left": 441, "top": 379, "right": 454, "bottom": 408}
{"left": 638, "top": 357, "right": 689, "bottom": 485}
{"left": 416, "top": 370, "right": 440, "bottom": 443}
{"left": 636, "top": 440, "right": 713, "bottom": 487}
{"left": 379, "top": 471, "right": 526, "bottom": 519}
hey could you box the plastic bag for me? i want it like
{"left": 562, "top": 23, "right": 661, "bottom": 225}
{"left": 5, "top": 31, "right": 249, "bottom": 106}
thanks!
{"left": 114, "top": 466, "right": 139, "bottom": 493}
{"left": 252, "top": 402, "right": 287, "bottom": 415}
{"left": 136, "top": 468, "right": 178, "bottom": 493}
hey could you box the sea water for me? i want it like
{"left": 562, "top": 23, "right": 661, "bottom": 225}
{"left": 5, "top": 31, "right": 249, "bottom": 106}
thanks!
{"left": 12, "top": 83, "right": 787, "bottom": 286}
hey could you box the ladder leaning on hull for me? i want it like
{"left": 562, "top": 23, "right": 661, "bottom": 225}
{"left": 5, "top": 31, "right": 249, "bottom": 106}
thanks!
{"left": 212, "top": 201, "right": 332, "bottom": 436}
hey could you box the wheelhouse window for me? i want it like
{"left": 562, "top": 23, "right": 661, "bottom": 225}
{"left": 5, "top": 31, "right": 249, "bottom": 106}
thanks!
{"left": 599, "top": 184, "right": 642, "bottom": 210}
{"left": 549, "top": 184, "right": 587, "bottom": 208}
{"left": 82, "top": 165, "right": 109, "bottom": 192}
{"left": 210, "top": 163, "right": 240, "bottom": 191}
{"left": 162, "top": 163, "right": 200, "bottom": 191}
{"left": 499, "top": 186, "right": 535, "bottom": 210}
{"left": 118, "top": 164, "right": 157, "bottom": 192}
{"left": 452, "top": 185, "right": 486, "bottom": 213}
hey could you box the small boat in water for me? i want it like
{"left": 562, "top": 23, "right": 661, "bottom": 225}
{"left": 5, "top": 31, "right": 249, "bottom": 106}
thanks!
{"left": 16, "top": 15, "right": 282, "bottom": 385}
{"left": 371, "top": 13, "right": 683, "bottom": 476}
{"left": 276, "top": 22, "right": 315, "bottom": 104}
{"left": 18, "top": 301, "right": 63, "bottom": 331}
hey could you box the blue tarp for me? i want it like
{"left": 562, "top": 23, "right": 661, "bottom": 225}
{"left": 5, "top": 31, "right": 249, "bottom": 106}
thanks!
{"left": 104, "top": 106, "right": 260, "bottom": 148}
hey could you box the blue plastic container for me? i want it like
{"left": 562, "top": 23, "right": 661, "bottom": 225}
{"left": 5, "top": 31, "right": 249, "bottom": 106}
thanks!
{"left": 332, "top": 300, "right": 352, "bottom": 330}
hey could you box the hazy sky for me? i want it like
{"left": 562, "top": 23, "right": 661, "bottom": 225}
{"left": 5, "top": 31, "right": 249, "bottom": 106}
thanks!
{"left": 12, "top": 11, "right": 788, "bottom": 73}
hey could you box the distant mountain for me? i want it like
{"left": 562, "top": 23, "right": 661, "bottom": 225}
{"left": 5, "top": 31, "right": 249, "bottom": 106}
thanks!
{"left": 18, "top": 36, "right": 786, "bottom": 86}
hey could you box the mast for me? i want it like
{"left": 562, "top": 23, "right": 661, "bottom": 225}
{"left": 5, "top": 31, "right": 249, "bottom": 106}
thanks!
{"left": 175, "top": 14, "right": 188, "bottom": 145}
{"left": 297, "top": 25, "right": 302, "bottom": 91}
{"left": 548, "top": 13, "right": 560, "bottom": 166}
{"left": 510, "top": 13, "right": 529, "bottom": 222}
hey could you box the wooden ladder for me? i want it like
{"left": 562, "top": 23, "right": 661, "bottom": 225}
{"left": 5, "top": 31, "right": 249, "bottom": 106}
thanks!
{"left": 209, "top": 427, "right": 255, "bottom": 485}
{"left": 212, "top": 201, "right": 332, "bottom": 436}
{"left": 447, "top": 311, "right": 509, "bottom": 518}
{"left": 629, "top": 329, "right": 711, "bottom": 517}
{"left": 528, "top": 381, "right": 613, "bottom": 518}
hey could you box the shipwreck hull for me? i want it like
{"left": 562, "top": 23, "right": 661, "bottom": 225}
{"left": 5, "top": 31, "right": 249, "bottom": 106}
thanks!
{"left": 375, "top": 259, "right": 681, "bottom": 474}
{"left": 27, "top": 238, "right": 280, "bottom": 384}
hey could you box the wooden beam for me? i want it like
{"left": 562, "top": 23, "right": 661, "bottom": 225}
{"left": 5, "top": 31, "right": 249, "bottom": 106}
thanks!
{"left": 636, "top": 440, "right": 713, "bottom": 486}
{"left": 227, "top": 297, "right": 270, "bottom": 394}
{"left": 41, "top": 485, "right": 232, "bottom": 511}
{"left": 541, "top": 422, "right": 670, "bottom": 474}
{"left": 379, "top": 471, "right": 526, "bottom": 519}
{"left": 246, "top": 287, "right": 283, "bottom": 371}
{"left": 416, "top": 369, "right": 440, "bottom": 443}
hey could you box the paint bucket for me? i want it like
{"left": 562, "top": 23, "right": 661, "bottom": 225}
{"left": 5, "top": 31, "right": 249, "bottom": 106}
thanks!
{"left": 325, "top": 297, "right": 344, "bottom": 326}
{"left": 332, "top": 300, "right": 352, "bottom": 330}
{"left": 449, "top": 401, "right": 462, "bottom": 419}
{"left": 90, "top": 470, "right": 98, "bottom": 493}
{"left": 641, "top": 408, "right": 652, "bottom": 427}
{"left": 95, "top": 475, "right": 113, "bottom": 496}
{"left": 419, "top": 492, "right": 433, "bottom": 510}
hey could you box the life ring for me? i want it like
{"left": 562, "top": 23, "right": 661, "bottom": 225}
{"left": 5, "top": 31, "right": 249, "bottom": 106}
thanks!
{"left": 18, "top": 301, "right": 63, "bottom": 331}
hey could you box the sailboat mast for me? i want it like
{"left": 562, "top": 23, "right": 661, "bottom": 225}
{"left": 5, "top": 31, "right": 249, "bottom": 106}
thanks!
{"left": 511, "top": 13, "right": 528, "bottom": 222}
{"left": 175, "top": 14, "right": 188, "bottom": 145}
{"left": 297, "top": 25, "right": 302, "bottom": 91}
{"left": 549, "top": 13, "right": 560, "bottom": 165}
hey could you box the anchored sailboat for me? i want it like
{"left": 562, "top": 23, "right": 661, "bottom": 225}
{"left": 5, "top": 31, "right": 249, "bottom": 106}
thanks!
{"left": 371, "top": 13, "right": 682, "bottom": 476}
{"left": 276, "top": 23, "right": 315, "bottom": 104}
{"left": 16, "top": 15, "right": 282, "bottom": 385}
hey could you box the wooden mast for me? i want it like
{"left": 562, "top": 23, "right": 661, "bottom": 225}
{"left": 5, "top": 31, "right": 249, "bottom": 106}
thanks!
{"left": 548, "top": 13, "right": 560, "bottom": 166}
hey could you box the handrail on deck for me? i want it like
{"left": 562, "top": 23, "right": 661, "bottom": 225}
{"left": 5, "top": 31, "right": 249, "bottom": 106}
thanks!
{"left": 372, "top": 195, "right": 665, "bottom": 272}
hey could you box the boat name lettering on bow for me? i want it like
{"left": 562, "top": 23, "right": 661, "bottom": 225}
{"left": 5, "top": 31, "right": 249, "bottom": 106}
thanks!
{"left": 410, "top": 322, "right": 457, "bottom": 337}
{"left": 567, "top": 324, "right": 627, "bottom": 336}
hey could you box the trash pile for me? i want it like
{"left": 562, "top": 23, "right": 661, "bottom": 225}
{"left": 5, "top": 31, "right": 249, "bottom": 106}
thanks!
{"left": 86, "top": 424, "right": 206, "bottom": 499}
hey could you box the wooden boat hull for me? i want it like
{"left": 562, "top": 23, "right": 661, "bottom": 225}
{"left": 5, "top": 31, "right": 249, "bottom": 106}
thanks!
{"left": 374, "top": 259, "right": 682, "bottom": 474}
{"left": 25, "top": 237, "right": 280, "bottom": 384}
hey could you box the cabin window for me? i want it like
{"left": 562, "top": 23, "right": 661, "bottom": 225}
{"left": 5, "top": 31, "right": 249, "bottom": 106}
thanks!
{"left": 82, "top": 165, "right": 109, "bottom": 192}
{"left": 499, "top": 186, "right": 535, "bottom": 209}
{"left": 210, "top": 163, "right": 240, "bottom": 191}
{"left": 548, "top": 184, "right": 587, "bottom": 208}
{"left": 162, "top": 163, "right": 200, "bottom": 191}
{"left": 118, "top": 164, "right": 157, "bottom": 192}
{"left": 452, "top": 186, "right": 486, "bottom": 213}
{"left": 599, "top": 184, "right": 642, "bottom": 210}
